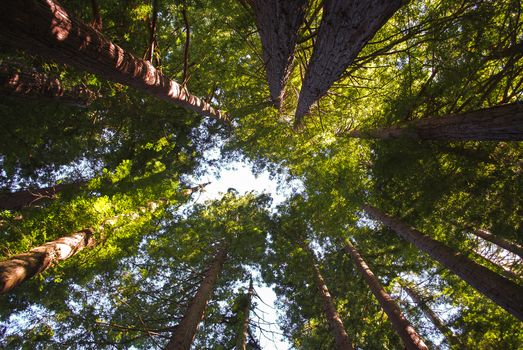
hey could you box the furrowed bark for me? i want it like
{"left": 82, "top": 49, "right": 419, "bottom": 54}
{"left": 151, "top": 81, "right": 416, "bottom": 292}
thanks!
{"left": 343, "top": 240, "right": 428, "bottom": 350}
{"left": 0, "top": 228, "right": 95, "bottom": 294}
{"left": 165, "top": 244, "right": 228, "bottom": 350}
{"left": 247, "top": 0, "right": 308, "bottom": 108}
{"left": 0, "top": 0, "right": 227, "bottom": 122}
{"left": 295, "top": 0, "right": 403, "bottom": 126}
{"left": 472, "top": 228, "right": 523, "bottom": 260}
{"left": 363, "top": 204, "right": 523, "bottom": 321}
{"left": 236, "top": 277, "right": 254, "bottom": 350}
{"left": 401, "top": 283, "right": 462, "bottom": 349}
{"left": 0, "top": 182, "right": 84, "bottom": 211}
{"left": 0, "top": 64, "right": 94, "bottom": 107}
{"left": 343, "top": 103, "right": 523, "bottom": 141}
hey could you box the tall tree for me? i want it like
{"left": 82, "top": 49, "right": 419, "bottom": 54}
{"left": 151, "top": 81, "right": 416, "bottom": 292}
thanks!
{"left": 363, "top": 204, "right": 523, "bottom": 321}
{"left": 236, "top": 277, "right": 254, "bottom": 350}
{"left": 294, "top": 0, "right": 403, "bottom": 126}
{"left": 0, "top": 181, "right": 84, "bottom": 211}
{"left": 472, "top": 228, "right": 523, "bottom": 259}
{"left": 246, "top": 0, "right": 308, "bottom": 108}
{"left": 343, "top": 240, "right": 429, "bottom": 350}
{"left": 0, "top": 0, "right": 227, "bottom": 121}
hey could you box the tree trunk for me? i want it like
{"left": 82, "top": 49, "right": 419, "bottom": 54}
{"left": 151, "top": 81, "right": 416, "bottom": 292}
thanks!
{"left": 165, "top": 244, "right": 228, "bottom": 350}
{"left": 90, "top": 0, "right": 102, "bottom": 31}
{"left": 343, "top": 103, "right": 523, "bottom": 141}
{"left": 363, "top": 204, "right": 523, "bottom": 321}
{"left": 472, "top": 228, "right": 523, "bottom": 260}
{"left": 0, "top": 0, "right": 226, "bottom": 122}
{"left": 401, "top": 283, "right": 462, "bottom": 349}
{"left": 0, "top": 228, "right": 95, "bottom": 294}
{"left": 0, "top": 64, "right": 95, "bottom": 107}
{"left": 301, "top": 241, "right": 353, "bottom": 350}
{"left": 0, "top": 182, "right": 84, "bottom": 211}
{"left": 247, "top": 0, "right": 307, "bottom": 109}
{"left": 343, "top": 240, "right": 428, "bottom": 350}
{"left": 295, "top": 0, "right": 403, "bottom": 126}
{"left": 236, "top": 277, "right": 254, "bottom": 350}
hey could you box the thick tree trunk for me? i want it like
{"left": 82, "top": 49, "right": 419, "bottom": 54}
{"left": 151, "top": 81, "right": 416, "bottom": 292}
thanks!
{"left": 0, "top": 182, "right": 84, "bottom": 211}
{"left": 472, "top": 228, "right": 523, "bottom": 260}
{"left": 343, "top": 240, "right": 428, "bottom": 350}
{"left": 401, "top": 283, "right": 462, "bottom": 349}
{"left": 247, "top": 0, "right": 307, "bottom": 109}
{"left": 343, "top": 103, "right": 523, "bottom": 141}
{"left": 0, "top": 64, "right": 94, "bottom": 107}
{"left": 0, "top": 228, "right": 95, "bottom": 294}
{"left": 165, "top": 244, "right": 228, "bottom": 350}
{"left": 363, "top": 204, "right": 523, "bottom": 321}
{"left": 0, "top": 0, "right": 226, "bottom": 122}
{"left": 236, "top": 277, "right": 254, "bottom": 350}
{"left": 295, "top": 0, "right": 403, "bottom": 126}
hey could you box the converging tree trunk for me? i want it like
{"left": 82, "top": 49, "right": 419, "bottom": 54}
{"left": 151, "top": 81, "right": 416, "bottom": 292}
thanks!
{"left": 343, "top": 103, "right": 523, "bottom": 141}
{"left": 295, "top": 0, "right": 403, "bottom": 126}
{"left": 165, "top": 243, "right": 229, "bottom": 350}
{"left": 0, "top": 64, "right": 95, "bottom": 107}
{"left": 0, "top": 182, "right": 85, "bottom": 211}
{"left": 343, "top": 240, "right": 428, "bottom": 350}
{"left": 0, "top": 0, "right": 227, "bottom": 122}
{"left": 401, "top": 282, "right": 462, "bottom": 349}
{"left": 363, "top": 204, "right": 523, "bottom": 321}
{"left": 0, "top": 228, "right": 95, "bottom": 294}
{"left": 472, "top": 228, "right": 523, "bottom": 260}
{"left": 236, "top": 277, "right": 254, "bottom": 350}
{"left": 246, "top": 0, "right": 307, "bottom": 108}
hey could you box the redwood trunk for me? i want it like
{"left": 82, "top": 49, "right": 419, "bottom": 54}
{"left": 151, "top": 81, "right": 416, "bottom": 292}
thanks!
{"left": 0, "top": 64, "right": 94, "bottom": 107}
{"left": 295, "top": 0, "right": 403, "bottom": 125}
{"left": 247, "top": 0, "right": 307, "bottom": 108}
{"left": 0, "top": 0, "right": 226, "bottom": 122}
{"left": 165, "top": 244, "right": 228, "bottom": 350}
{"left": 472, "top": 228, "right": 523, "bottom": 260}
{"left": 236, "top": 277, "right": 254, "bottom": 350}
{"left": 363, "top": 204, "right": 523, "bottom": 321}
{"left": 402, "top": 283, "right": 462, "bottom": 348}
{"left": 344, "top": 103, "right": 523, "bottom": 141}
{"left": 343, "top": 240, "right": 428, "bottom": 350}
{"left": 0, "top": 182, "right": 84, "bottom": 211}
{"left": 0, "top": 228, "right": 95, "bottom": 294}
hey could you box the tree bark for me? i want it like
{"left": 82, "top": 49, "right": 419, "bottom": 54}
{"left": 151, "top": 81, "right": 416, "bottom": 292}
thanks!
{"left": 0, "top": 63, "right": 94, "bottom": 107}
{"left": 236, "top": 277, "right": 254, "bottom": 350}
{"left": 90, "top": 0, "right": 102, "bottom": 31}
{"left": 295, "top": 0, "right": 403, "bottom": 126}
{"left": 246, "top": 0, "right": 308, "bottom": 109}
{"left": 165, "top": 244, "right": 228, "bottom": 350}
{"left": 472, "top": 228, "right": 523, "bottom": 260}
{"left": 0, "top": 0, "right": 227, "bottom": 122}
{"left": 0, "top": 228, "right": 95, "bottom": 294}
{"left": 301, "top": 241, "right": 353, "bottom": 350}
{"left": 363, "top": 204, "right": 523, "bottom": 321}
{"left": 401, "top": 283, "right": 462, "bottom": 349}
{"left": 343, "top": 103, "right": 523, "bottom": 141}
{"left": 343, "top": 240, "right": 428, "bottom": 350}
{"left": 146, "top": 0, "right": 158, "bottom": 63}
{"left": 0, "top": 182, "right": 84, "bottom": 211}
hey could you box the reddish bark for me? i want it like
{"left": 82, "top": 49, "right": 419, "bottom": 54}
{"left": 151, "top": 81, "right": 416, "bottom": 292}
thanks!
{"left": 236, "top": 277, "right": 254, "bottom": 350}
{"left": 363, "top": 204, "right": 523, "bottom": 321}
{"left": 0, "top": 228, "right": 95, "bottom": 294}
{"left": 295, "top": 0, "right": 403, "bottom": 126}
{"left": 165, "top": 244, "right": 228, "bottom": 350}
{"left": 472, "top": 228, "right": 523, "bottom": 260}
{"left": 0, "top": 182, "right": 84, "bottom": 211}
{"left": 0, "top": 0, "right": 227, "bottom": 122}
{"left": 343, "top": 240, "right": 428, "bottom": 350}
{"left": 247, "top": 0, "right": 308, "bottom": 108}
{"left": 343, "top": 103, "right": 523, "bottom": 141}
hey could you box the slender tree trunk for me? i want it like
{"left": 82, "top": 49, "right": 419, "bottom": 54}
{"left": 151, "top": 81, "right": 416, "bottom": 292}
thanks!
{"left": 295, "top": 0, "right": 403, "bottom": 126}
{"left": 90, "top": 0, "right": 102, "bottom": 31}
{"left": 236, "top": 277, "right": 254, "bottom": 350}
{"left": 343, "top": 103, "right": 523, "bottom": 141}
{"left": 301, "top": 241, "right": 353, "bottom": 350}
{"left": 146, "top": 0, "right": 158, "bottom": 63}
{"left": 247, "top": 0, "right": 308, "bottom": 109}
{"left": 0, "top": 228, "right": 95, "bottom": 294}
{"left": 0, "top": 182, "right": 84, "bottom": 211}
{"left": 472, "top": 228, "right": 523, "bottom": 260}
{"left": 165, "top": 244, "right": 228, "bottom": 350}
{"left": 343, "top": 240, "right": 428, "bottom": 350}
{"left": 0, "top": 64, "right": 94, "bottom": 107}
{"left": 0, "top": 0, "right": 226, "bottom": 122}
{"left": 363, "top": 204, "right": 523, "bottom": 321}
{"left": 401, "top": 283, "right": 462, "bottom": 349}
